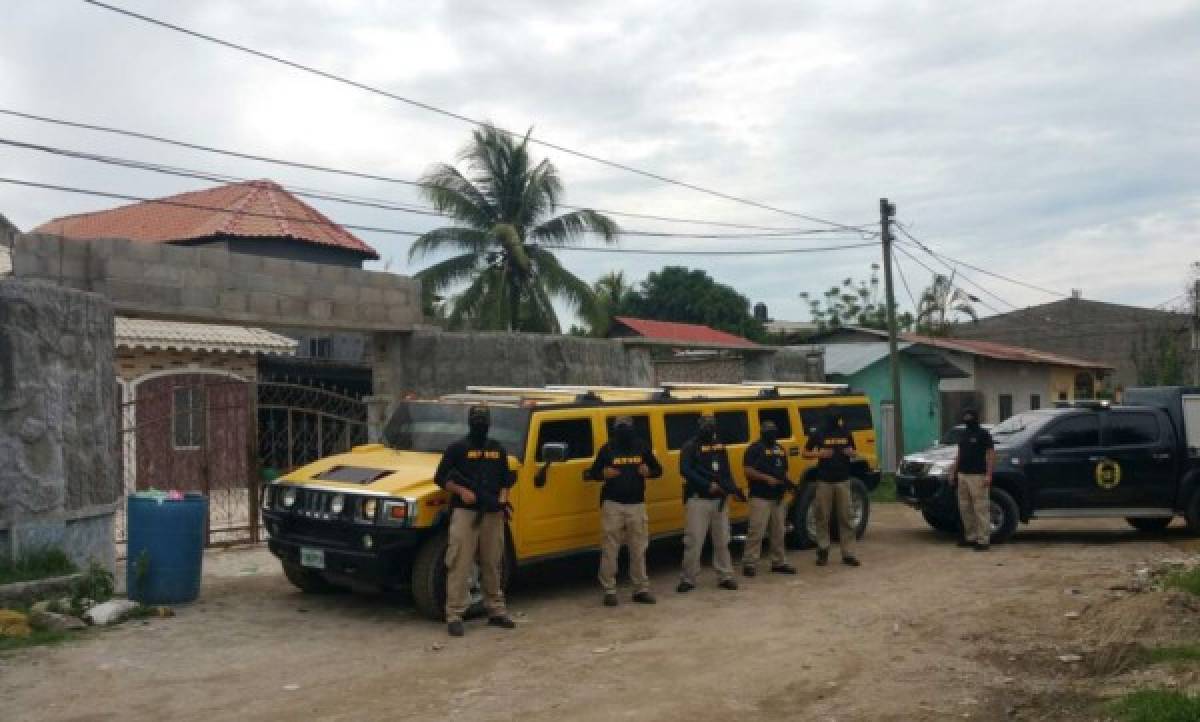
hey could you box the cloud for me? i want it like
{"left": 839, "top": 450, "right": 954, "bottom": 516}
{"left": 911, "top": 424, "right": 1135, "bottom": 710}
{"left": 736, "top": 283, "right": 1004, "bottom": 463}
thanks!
{"left": 1, "top": 0, "right": 1197, "bottom": 327}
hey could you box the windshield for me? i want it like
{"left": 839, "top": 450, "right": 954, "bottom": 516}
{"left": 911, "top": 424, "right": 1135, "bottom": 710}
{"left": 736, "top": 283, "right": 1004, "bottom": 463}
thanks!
{"left": 989, "top": 411, "right": 1052, "bottom": 442}
{"left": 383, "top": 402, "right": 531, "bottom": 460}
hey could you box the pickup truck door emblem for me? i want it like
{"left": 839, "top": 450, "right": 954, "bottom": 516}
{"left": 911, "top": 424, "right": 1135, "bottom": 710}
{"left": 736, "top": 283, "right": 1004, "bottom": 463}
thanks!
{"left": 1094, "top": 459, "right": 1122, "bottom": 490}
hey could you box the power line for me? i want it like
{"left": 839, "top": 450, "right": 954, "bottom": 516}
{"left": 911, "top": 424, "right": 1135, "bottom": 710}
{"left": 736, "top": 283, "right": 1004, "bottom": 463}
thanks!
{"left": 895, "top": 222, "right": 1068, "bottom": 299}
{"left": 80, "top": 0, "right": 867, "bottom": 231}
{"left": 0, "top": 108, "right": 869, "bottom": 236}
{"left": 1, "top": 176, "right": 881, "bottom": 255}
{"left": 892, "top": 245, "right": 919, "bottom": 312}
{"left": 554, "top": 241, "right": 880, "bottom": 256}
{"left": 892, "top": 242, "right": 1009, "bottom": 317}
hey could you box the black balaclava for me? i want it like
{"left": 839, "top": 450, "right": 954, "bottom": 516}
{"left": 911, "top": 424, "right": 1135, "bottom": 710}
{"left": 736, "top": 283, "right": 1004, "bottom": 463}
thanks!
{"left": 761, "top": 420, "right": 779, "bottom": 445}
{"left": 962, "top": 409, "right": 980, "bottom": 429}
{"left": 612, "top": 416, "right": 636, "bottom": 449}
{"left": 467, "top": 405, "right": 490, "bottom": 446}
{"left": 698, "top": 415, "right": 718, "bottom": 443}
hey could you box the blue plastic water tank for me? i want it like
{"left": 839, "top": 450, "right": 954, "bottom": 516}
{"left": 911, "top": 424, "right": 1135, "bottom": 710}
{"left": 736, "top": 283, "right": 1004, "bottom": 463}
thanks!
{"left": 126, "top": 493, "right": 207, "bottom": 605}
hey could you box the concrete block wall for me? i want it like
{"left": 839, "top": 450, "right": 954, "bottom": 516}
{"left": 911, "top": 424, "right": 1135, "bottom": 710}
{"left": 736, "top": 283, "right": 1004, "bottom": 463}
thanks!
{"left": 0, "top": 279, "right": 118, "bottom": 572}
{"left": 13, "top": 233, "right": 422, "bottom": 331}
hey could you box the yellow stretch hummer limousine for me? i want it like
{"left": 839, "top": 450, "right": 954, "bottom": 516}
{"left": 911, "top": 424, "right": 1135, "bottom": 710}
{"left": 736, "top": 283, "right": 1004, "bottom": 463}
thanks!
{"left": 263, "top": 382, "right": 881, "bottom": 619}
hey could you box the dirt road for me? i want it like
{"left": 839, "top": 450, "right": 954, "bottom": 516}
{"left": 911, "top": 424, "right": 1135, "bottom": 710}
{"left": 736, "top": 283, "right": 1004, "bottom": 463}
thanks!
{"left": 2, "top": 505, "right": 1197, "bottom": 721}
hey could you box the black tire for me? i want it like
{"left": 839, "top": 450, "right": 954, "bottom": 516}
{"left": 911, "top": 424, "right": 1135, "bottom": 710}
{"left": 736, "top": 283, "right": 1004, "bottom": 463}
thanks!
{"left": 1186, "top": 488, "right": 1200, "bottom": 536}
{"left": 1126, "top": 517, "right": 1173, "bottom": 533}
{"left": 282, "top": 561, "right": 342, "bottom": 594}
{"left": 410, "top": 528, "right": 513, "bottom": 621}
{"left": 988, "top": 488, "right": 1020, "bottom": 544}
{"left": 921, "top": 508, "right": 958, "bottom": 534}
{"left": 786, "top": 478, "right": 871, "bottom": 550}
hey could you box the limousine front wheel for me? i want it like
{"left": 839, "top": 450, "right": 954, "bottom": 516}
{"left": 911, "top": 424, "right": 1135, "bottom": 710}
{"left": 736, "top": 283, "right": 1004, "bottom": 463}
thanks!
{"left": 411, "top": 529, "right": 513, "bottom": 621}
{"left": 787, "top": 478, "right": 870, "bottom": 550}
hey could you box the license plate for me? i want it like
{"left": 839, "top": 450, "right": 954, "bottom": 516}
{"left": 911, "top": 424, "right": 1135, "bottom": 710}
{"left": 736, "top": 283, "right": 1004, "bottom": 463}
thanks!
{"left": 300, "top": 547, "right": 325, "bottom": 570}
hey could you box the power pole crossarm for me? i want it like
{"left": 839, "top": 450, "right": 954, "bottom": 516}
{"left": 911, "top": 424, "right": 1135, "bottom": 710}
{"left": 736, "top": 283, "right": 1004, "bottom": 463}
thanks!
{"left": 880, "top": 198, "right": 905, "bottom": 472}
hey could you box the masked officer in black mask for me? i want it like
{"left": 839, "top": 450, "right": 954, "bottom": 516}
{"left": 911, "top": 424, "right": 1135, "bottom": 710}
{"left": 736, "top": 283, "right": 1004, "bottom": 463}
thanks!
{"left": 803, "top": 407, "right": 860, "bottom": 567}
{"left": 678, "top": 414, "right": 740, "bottom": 593}
{"left": 433, "top": 405, "right": 517, "bottom": 637}
{"left": 948, "top": 408, "right": 995, "bottom": 551}
{"left": 587, "top": 415, "right": 663, "bottom": 607}
{"left": 742, "top": 420, "right": 796, "bottom": 577}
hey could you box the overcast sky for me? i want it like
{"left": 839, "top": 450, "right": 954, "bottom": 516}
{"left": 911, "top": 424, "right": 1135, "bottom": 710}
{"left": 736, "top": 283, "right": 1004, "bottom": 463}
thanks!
{"left": 3, "top": 0, "right": 1199, "bottom": 325}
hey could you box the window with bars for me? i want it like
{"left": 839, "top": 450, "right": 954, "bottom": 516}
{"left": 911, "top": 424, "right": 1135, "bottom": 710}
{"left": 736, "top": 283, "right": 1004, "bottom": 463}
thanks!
{"left": 172, "top": 386, "right": 206, "bottom": 449}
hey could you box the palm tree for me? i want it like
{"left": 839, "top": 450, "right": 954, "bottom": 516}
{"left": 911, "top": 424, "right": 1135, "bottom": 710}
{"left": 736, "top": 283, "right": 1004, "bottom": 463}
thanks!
{"left": 587, "top": 270, "right": 634, "bottom": 336}
{"left": 408, "top": 124, "right": 620, "bottom": 332}
{"left": 915, "top": 272, "right": 978, "bottom": 336}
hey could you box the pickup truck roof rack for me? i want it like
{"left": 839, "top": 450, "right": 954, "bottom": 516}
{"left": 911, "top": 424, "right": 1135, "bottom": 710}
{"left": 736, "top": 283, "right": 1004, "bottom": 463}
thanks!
{"left": 1054, "top": 399, "right": 1112, "bottom": 410}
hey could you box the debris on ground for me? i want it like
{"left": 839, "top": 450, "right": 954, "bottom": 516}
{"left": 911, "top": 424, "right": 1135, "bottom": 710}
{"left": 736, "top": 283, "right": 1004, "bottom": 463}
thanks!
{"left": 0, "top": 609, "right": 32, "bottom": 638}
{"left": 29, "top": 610, "right": 87, "bottom": 632}
{"left": 83, "top": 599, "right": 139, "bottom": 626}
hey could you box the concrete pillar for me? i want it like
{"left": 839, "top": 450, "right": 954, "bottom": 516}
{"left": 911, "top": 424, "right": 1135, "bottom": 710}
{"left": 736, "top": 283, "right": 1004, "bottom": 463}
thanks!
{"left": 364, "top": 395, "right": 396, "bottom": 444}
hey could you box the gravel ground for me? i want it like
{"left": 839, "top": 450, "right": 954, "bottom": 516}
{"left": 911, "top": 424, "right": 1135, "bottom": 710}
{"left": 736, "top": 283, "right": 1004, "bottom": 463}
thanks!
{"left": 2, "top": 504, "right": 1197, "bottom": 722}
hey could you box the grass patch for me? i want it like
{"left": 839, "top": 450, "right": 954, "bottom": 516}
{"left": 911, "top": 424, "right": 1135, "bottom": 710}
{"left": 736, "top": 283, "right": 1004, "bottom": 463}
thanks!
{"left": 870, "top": 473, "right": 897, "bottom": 503}
{"left": 0, "top": 628, "right": 70, "bottom": 654}
{"left": 1164, "top": 567, "right": 1200, "bottom": 596}
{"left": 1108, "top": 689, "right": 1200, "bottom": 722}
{"left": 1145, "top": 644, "right": 1200, "bottom": 665}
{"left": 0, "top": 548, "right": 77, "bottom": 586}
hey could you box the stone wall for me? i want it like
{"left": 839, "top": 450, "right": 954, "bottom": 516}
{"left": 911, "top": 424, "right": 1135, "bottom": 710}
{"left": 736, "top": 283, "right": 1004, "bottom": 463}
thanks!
{"left": 0, "top": 213, "right": 17, "bottom": 248}
{"left": 373, "top": 330, "right": 827, "bottom": 399}
{"left": 375, "top": 330, "right": 653, "bottom": 398}
{"left": 13, "top": 233, "right": 422, "bottom": 332}
{"left": 0, "top": 279, "right": 118, "bottom": 572}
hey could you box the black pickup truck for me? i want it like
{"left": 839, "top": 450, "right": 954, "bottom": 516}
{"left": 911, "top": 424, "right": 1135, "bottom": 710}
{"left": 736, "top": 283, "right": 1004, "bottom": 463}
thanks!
{"left": 896, "top": 386, "right": 1200, "bottom": 542}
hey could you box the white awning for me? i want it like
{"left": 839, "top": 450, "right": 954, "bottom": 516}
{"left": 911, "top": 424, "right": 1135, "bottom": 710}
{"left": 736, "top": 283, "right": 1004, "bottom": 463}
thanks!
{"left": 115, "top": 316, "right": 297, "bottom": 355}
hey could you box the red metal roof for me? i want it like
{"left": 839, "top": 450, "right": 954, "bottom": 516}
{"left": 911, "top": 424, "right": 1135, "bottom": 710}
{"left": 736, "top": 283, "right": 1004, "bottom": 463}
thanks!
{"left": 32, "top": 180, "right": 379, "bottom": 259}
{"left": 901, "top": 334, "right": 1112, "bottom": 370}
{"left": 612, "top": 316, "right": 761, "bottom": 349}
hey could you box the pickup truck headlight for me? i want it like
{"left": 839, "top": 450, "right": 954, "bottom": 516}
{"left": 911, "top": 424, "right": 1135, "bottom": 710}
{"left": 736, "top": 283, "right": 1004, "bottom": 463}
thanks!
{"left": 928, "top": 461, "right": 954, "bottom": 477}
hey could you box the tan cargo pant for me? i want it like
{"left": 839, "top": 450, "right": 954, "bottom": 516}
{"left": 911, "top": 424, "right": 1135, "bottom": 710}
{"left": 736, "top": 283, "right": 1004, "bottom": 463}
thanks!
{"left": 813, "top": 480, "right": 857, "bottom": 558}
{"left": 599, "top": 500, "right": 650, "bottom": 594}
{"left": 445, "top": 507, "right": 507, "bottom": 623}
{"left": 742, "top": 496, "right": 788, "bottom": 569}
{"left": 680, "top": 498, "right": 734, "bottom": 584}
{"left": 957, "top": 473, "right": 992, "bottom": 545}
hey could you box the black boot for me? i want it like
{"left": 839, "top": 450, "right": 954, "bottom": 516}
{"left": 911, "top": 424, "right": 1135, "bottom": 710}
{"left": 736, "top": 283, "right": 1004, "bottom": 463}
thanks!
{"left": 816, "top": 548, "right": 829, "bottom": 566}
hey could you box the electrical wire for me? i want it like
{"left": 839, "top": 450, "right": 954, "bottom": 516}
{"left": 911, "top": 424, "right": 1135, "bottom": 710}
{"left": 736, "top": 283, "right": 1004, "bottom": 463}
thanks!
{"left": 0, "top": 136, "right": 879, "bottom": 242}
{"left": 0, "top": 108, "right": 870, "bottom": 236}
{"left": 892, "top": 242, "right": 1008, "bottom": 316}
{"left": 0, "top": 176, "right": 882, "bottom": 255}
{"left": 896, "top": 222, "right": 1068, "bottom": 299}
{"left": 79, "top": 0, "right": 868, "bottom": 231}
{"left": 892, "top": 245, "right": 919, "bottom": 312}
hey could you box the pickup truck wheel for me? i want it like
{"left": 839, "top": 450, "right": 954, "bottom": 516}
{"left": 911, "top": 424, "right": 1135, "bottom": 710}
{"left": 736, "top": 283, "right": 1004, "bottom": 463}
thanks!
{"left": 410, "top": 528, "right": 513, "bottom": 621}
{"left": 988, "top": 488, "right": 1020, "bottom": 544}
{"left": 921, "top": 508, "right": 958, "bottom": 535}
{"left": 1127, "top": 517, "right": 1173, "bottom": 533}
{"left": 282, "top": 561, "right": 343, "bottom": 594}
{"left": 787, "top": 479, "right": 871, "bottom": 550}
{"left": 1185, "top": 489, "right": 1200, "bottom": 535}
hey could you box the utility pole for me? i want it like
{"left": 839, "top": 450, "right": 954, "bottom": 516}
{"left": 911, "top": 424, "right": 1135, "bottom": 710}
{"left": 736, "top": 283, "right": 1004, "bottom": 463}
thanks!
{"left": 879, "top": 198, "right": 904, "bottom": 472}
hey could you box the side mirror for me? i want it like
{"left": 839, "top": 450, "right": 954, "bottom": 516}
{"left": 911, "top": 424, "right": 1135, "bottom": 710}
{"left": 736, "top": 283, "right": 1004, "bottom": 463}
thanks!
{"left": 535, "top": 442, "right": 569, "bottom": 488}
{"left": 1033, "top": 434, "right": 1057, "bottom": 451}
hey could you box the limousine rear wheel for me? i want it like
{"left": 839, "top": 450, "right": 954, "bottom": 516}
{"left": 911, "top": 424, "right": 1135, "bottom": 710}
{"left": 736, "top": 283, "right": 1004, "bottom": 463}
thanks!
{"left": 787, "top": 478, "right": 870, "bottom": 550}
{"left": 411, "top": 529, "right": 513, "bottom": 621}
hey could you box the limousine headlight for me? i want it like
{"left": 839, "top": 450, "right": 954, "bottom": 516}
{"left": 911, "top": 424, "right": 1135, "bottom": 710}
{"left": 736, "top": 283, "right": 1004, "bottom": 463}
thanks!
{"left": 361, "top": 498, "right": 378, "bottom": 522}
{"left": 380, "top": 499, "right": 411, "bottom": 527}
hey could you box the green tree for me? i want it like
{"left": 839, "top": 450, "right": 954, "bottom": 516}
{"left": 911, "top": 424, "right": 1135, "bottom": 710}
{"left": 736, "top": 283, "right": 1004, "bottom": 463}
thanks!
{"left": 408, "top": 124, "right": 619, "bottom": 332}
{"left": 619, "top": 266, "right": 766, "bottom": 341}
{"left": 799, "top": 264, "right": 913, "bottom": 332}
{"left": 584, "top": 270, "right": 635, "bottom": 337}
{"left": 915, "top": 272, "right": 977, "bottom": 336}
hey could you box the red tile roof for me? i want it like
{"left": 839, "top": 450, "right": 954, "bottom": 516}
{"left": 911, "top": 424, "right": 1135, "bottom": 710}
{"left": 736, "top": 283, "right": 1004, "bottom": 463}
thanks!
{"left": 32, "top": 180, "right": 379, "bottom": 259}
{"left": 611, "top": 316, "right": 761, "bottom": 349}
